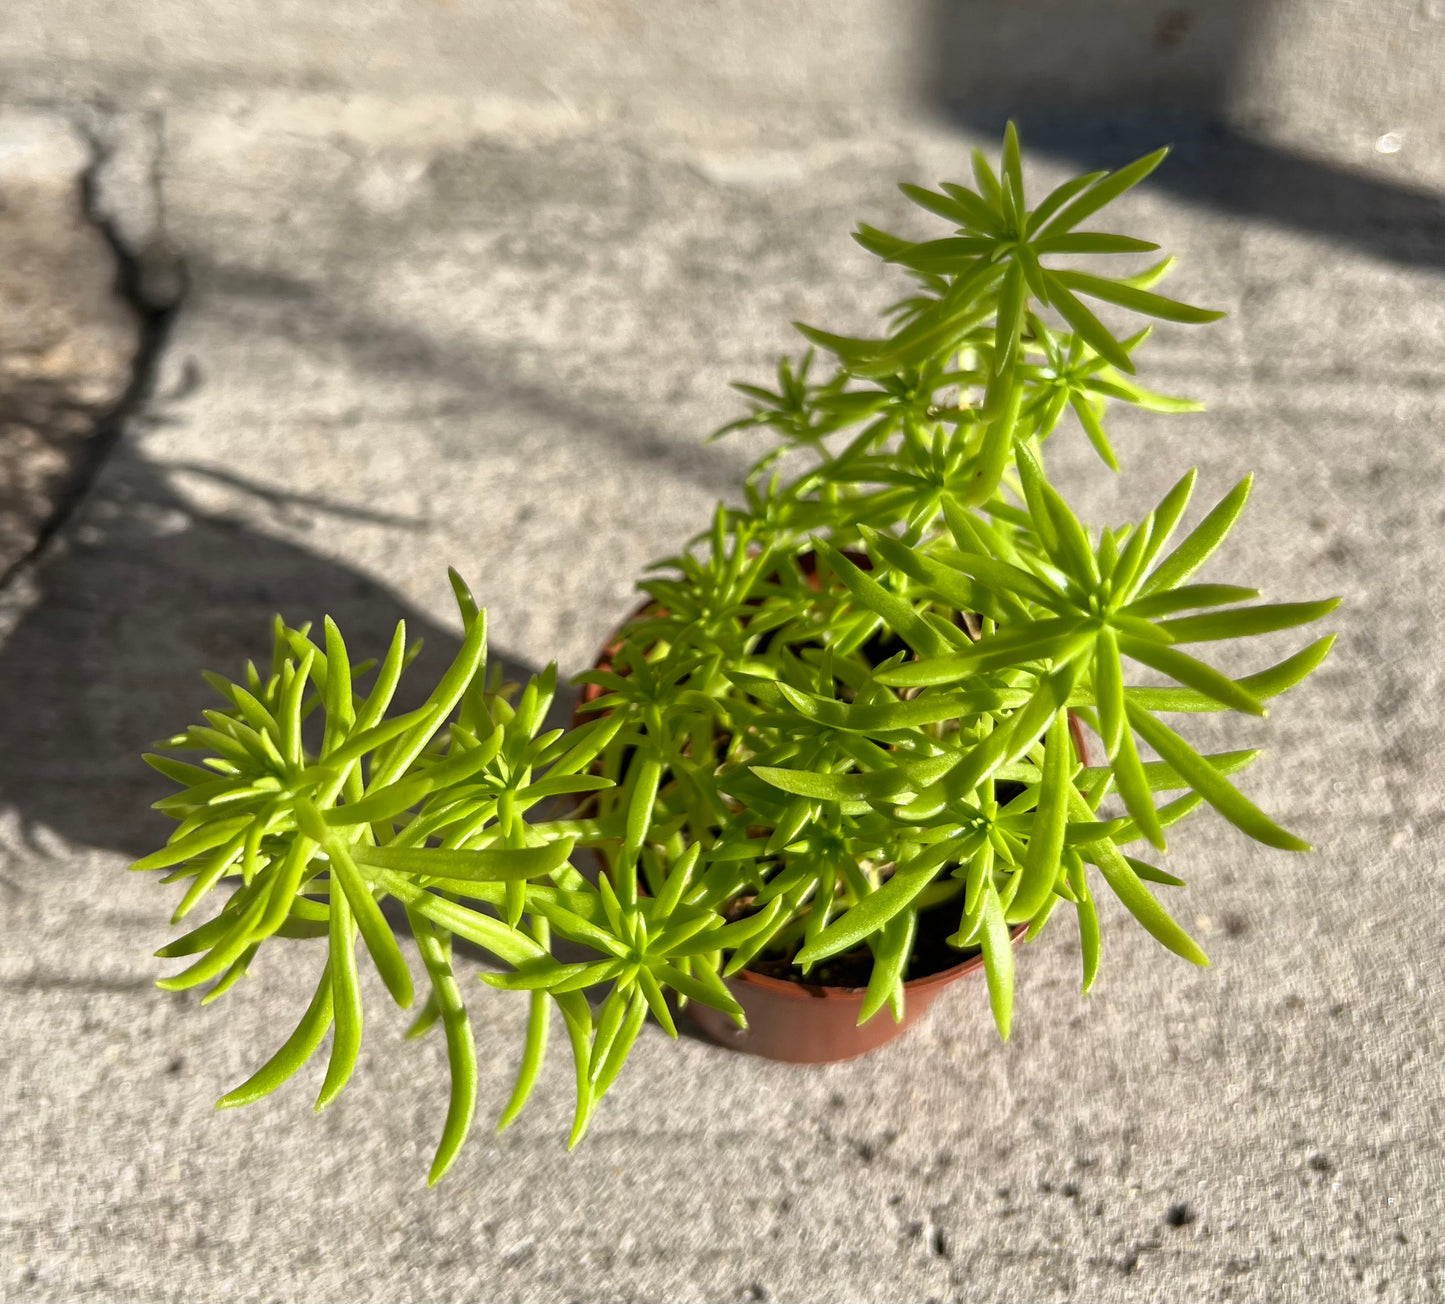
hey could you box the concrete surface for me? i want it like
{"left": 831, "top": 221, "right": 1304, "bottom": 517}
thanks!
{"left": 2, "top": 1, "right": 1441, "bottom": 184}
{"left": 0, "top": 6, "right": 1441, "bottom": 1302}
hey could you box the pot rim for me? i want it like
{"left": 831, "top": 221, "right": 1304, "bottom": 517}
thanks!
{"left": 724, "top": 921, "right": 1029, "bottom": 1000}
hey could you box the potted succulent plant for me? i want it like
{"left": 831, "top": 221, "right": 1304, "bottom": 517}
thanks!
{"left": 133, "top": 126, "right": 1338, "bottom": 1183}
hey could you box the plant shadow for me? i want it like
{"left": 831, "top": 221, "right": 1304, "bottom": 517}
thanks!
{"left": 0, "top": 448, "right": 563, "bottom": 865}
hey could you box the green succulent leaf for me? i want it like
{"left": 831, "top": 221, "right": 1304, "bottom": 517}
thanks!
{"left": 1121, "top": 635, "right": 1336, "bottom": 712}
{"left": 326, "top": 840, "right": 414, "bottom": 1009}
{"left": 979, "top": 883, "right": 1015, "bottom": 1039}
{"left": 317, "top": 888, "right": 362, "bottom": 1111}
{"left": 1037, "top": 146, "right": 1170, "bottom": 237}
{"left": 1126, "top": 704, "right": 1310, "bottom": 851}
{"left": 1050, "top": 270, "right": 1225, "bottom": 325}
{"left": 1007, "top": 711, "right": 1073, "bottom": 924}
{"left": 1069, "top": 789, "right": 1207, "bottom": 966}
{"left": 1155, "top": 599, "right": 1341, "bottom": 643}
{"left": 351, "top": 841, "right": 576, "bottom": 882}
{"left": 1139, "top": 475, "right": 1252, "bottom": 596}
{"left": 215, "top": 960, "right": 334, "bottom": 1109}
{"left": 410, "top": 911, "right": 479, "bottom": 1184}
{"left": 796, "top": 835, "right": 967, "bottom": 966}
{"left": 858, "top": 910, "right": 916, "bottom": 1026}
{"left": 813, "top": 539, "right": 952, "bottom": 658}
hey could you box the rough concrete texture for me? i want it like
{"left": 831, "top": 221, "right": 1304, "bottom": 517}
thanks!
{"left": 1, "top": 0, "right": 1441, "bottom": 184}
{"left": 0, "top": 6, "right": 1442, "bottom": 1302}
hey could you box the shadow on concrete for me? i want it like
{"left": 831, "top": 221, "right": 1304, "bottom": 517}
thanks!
{"left": 927, "top": 0, "right": 1445, "bottom": 270}
{"left": 0, "top": 373, "right": 120, "bottom": 580}
{"left": 188, "top": 255, "right": 756, "bottom": 498}
{"left": 0, "top": 449, "right": 559, "bottom": 863}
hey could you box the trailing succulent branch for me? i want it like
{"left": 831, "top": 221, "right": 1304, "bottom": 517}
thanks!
{"left": 138, "top": 572, "right": 757, "bottom": 1184}
{"left": 135, "top": 124, "right": 1338, "bottom": 1180}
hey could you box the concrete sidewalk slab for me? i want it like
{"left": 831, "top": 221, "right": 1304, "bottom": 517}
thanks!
{"left": 0, "top": 89, "right": 1440, "bottom": 1304}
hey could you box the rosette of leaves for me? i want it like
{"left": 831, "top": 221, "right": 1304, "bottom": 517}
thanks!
{"left": 724, "top": 122, "right": 1214, "bottom": 541}
{"left": 779, "top": 478, "right": 1335, "bottom": 1021}
{"left": 135, "top": 573, "right": 759, "bottom": 1181}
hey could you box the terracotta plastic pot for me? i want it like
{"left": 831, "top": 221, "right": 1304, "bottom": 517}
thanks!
{"left": 683, "top": 923, "right": 1029, "bottom": 1064}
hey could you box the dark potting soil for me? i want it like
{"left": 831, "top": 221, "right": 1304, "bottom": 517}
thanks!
{"left": 743, "top": 894, "right": 980, "bottom": 991}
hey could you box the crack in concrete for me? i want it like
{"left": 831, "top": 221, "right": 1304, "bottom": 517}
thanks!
{"left": 0, "top": 108, "right": 188, "bottom": 594}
